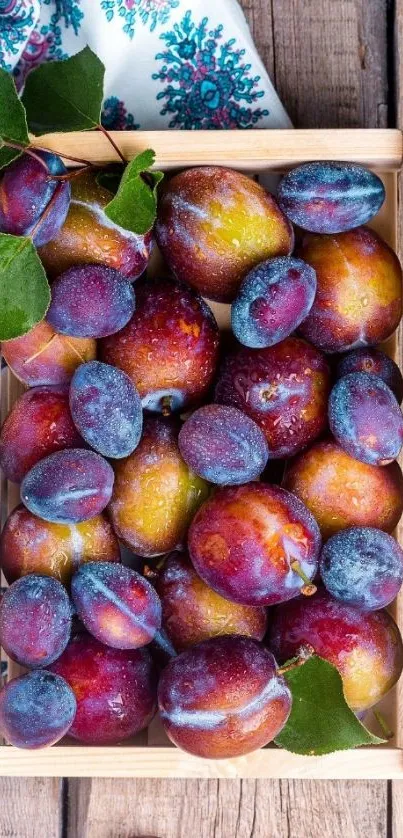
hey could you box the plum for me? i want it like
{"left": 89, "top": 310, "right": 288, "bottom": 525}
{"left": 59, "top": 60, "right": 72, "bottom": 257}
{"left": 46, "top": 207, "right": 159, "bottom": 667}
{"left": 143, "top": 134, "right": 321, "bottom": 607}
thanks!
{"left": 215, "top": 337, "right": 330, "bottom": 458}
{"left": 69, "top": 361, "right": 143, "bottom": 459}
{"left": 283, "top": 439, "right": 403, "bottom": 538}
{"left": 335, "top": 348, "right": 403, "bottom": 404}
{"left": 46, "top": 265, "right": 136, "bottom": 338}
{"left": 320, "top": 527, "right": 403, "bottom": 611}
{"left": 0, "top": 671, "right": 76, "bottom": 749}
{"left": 328, "top": 372, "right": 403, "bottom": 465}
{"left": 49, "top": 633, "right": 157, "bottom": 744}
{"left": 2, "top": 321, "right": 96, "bottom": 387}
{"left": 39, "top": 170, "right": 151, "bottom": 280}
{"left": 21, "top": 448, "right": 114, "bottom": 524}
{"left": 188, "top": 482, "right": 321, "bottom": 607}
{"left": 71, "top": 563, "right": 162, "bottom": 649}
{"left": 298, "top": 227, "right": 402, "bottom": 353}
{"left": 0, "top": 506, "right": 120, "bottom": 586}
{"left": 155, "top": 166, "right": 293, "bottom": 303}
{"left": 156, "top": 551, "right": 267, "bottom": 651}
{"left": 108, "top": 416, "right": 209, "bottom": 556}
{"left": 178, "top": 404, "right": 269, "bottom": 485}
{"left": 0, "top": 151, "right": 71, "bottom": 247}
{"left": 269, "top": 588, "right": 403, "bottom": 712}
{"left": 100, "top": 277, "right": 220, "bottom": 414}
{"left": 0, "top": 385, "right": 82, "bottom": 483}
{"left": 231, "top": 256, "right": 317, "bottom": 348}
{"left": 277, "top": 161, "right": 385, "bottom": 233}
{"left": 0, "top": 574, "right": 72, "bottom": 668}
{"left": 158, "top": 635, "right": 291, "bottom": 758}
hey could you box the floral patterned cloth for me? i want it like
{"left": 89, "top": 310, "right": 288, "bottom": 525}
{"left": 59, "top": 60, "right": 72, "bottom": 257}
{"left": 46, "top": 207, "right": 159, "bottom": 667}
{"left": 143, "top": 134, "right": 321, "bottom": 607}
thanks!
{"left": 0, "top": 0, "right": 291, "bottom": 129}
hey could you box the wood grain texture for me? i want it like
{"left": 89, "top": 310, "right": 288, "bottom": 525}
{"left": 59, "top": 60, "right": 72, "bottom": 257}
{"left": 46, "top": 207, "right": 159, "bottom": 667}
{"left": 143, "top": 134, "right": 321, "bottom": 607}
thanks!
{"left": 392, "top": 781, "right": 403, "bottom": 837}
{"left": 66, "top": 778, "right": 388, "bottom": 838}
{"left": 67, "top": 778, "right": 281, "bottom": 838}
{"left": 0, "top": 778, "right": 62, "bottom": 838}
{"left": 29, "top": 129, "right": 403, "bottom": 170}
{"left": 280, "top": 780, "right": 388, "bottom": 838}
{"left": 241, "top": 0, "right": 389, "bottom": 128}
{"left": 238, "top": 0, "right": 275, "bottom": 78}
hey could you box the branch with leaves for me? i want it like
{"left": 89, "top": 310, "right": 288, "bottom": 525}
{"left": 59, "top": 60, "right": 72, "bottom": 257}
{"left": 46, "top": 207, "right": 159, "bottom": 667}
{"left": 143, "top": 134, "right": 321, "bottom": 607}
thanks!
{"left": 0, "top": 46, "right": 162, "bottom": 341}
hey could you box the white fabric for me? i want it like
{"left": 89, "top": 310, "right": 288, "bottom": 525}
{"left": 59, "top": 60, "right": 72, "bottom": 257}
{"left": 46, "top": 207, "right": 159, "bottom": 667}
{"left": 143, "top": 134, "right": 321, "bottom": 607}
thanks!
{"left": 1, "top": 0, "right": 291, "bottom": 130}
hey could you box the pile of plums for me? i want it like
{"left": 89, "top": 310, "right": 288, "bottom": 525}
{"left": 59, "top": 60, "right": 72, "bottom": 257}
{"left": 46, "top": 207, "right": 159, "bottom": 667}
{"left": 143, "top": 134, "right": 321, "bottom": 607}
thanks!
{"left": 0, "top": 153, "right": 403, "bottom": 757}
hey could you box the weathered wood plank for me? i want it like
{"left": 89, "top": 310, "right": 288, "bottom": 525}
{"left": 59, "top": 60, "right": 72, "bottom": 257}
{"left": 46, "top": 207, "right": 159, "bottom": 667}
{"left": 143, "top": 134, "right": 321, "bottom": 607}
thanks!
{"left": 67, "top": 778, "right": 282, "bottom": 838}
{"left": 238, "top": 0, "right": 275, "bottom": 78}
{"left": 242, "top": 0, "right": 389, "bottom": 128}
{"left": 279, "top": 779, "right": 388, "bottom": 838}
{"left": 66, "top": 777, "right": 389, "bottom": 838}
{"left": 392, "top": 780, "right": 403, "bottom": 837}
{"left": 0, "top": 778, "right": 62, "bottom": 838}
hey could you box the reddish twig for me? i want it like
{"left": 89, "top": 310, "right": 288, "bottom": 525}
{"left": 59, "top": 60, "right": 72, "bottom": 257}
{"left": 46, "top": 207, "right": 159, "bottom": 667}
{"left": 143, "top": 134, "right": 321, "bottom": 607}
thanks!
{"left": 98, "top": 123, "right": 126, "bottom": 163}
{"left": 4, "top": 141, "right": 49, "bottom": 172}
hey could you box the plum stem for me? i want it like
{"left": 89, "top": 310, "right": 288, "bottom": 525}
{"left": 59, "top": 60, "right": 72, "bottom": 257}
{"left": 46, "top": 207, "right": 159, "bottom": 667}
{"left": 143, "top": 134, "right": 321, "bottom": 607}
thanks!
{"left": 373, "top": 709, "right": 394, "bottom": 740}
{"left": 143, "top": 557, "right": 166, "bottom": 582}
{"left": 161, "top": 396, "right": 173, "bottom": 417}
{"left": 98, "top": 124, "right": 126, "bottom": 163}
{"left": 4, "top": 141, "right": 50, "bottom": 172}
{"left": 278, "top": 644, "right": 315, "bottom": 675}
{"left": 4, "top": 140, "right": 95, "bottom": 170}
{"left": 143, "top": 565, "right": 159, "bottom": 581}
{"left": 33, "top": 146, "right": 94, "bottom": 167}
{"left": 290, "top": 560, "right": 317, "bottom": 596}
{"left": 51, "top": 165, "right": 95, "bottom": 182}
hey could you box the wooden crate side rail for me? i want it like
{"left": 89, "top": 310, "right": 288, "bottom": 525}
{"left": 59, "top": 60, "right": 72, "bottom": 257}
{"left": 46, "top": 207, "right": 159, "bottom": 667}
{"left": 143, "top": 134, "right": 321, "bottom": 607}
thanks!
{"left": 30, "top": 129, "right": 403, "bottom": 171}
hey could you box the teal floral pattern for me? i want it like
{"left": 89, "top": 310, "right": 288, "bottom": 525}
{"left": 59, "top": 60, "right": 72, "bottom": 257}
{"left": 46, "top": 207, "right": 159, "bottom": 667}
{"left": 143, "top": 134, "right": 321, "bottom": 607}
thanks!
{"left": 43, "top": 0, "right": 84, "bottom": 36}
{"left": 102, "top": 95, "right": 140, "bottom": 129}
{"left": 152, "top": 10, "right": 269, "bottom": 128}
{"left": 12, "top": 0, "right": 82, "bottom": 86}
{"left": 101, "top": 0, "right": 178, "bottom": 38}
{"left": 0, "top": 1, "right": 38, "bottom": 71}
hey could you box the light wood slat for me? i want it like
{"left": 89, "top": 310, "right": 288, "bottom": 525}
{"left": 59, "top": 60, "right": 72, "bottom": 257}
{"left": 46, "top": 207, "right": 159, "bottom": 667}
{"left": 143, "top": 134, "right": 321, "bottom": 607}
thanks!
{"left": 1, "top": 746, "right": 402, "bottom": 779}
{"left": 29, "top": 129, "right": 403, "bottom": 170}
{"left": 0, "top": 778, "right": 62, "bottom": 838}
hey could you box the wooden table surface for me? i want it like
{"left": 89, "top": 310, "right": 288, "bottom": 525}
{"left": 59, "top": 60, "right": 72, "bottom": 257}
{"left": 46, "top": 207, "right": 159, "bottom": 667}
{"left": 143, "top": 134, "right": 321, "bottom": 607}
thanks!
{"left": 2, "top": 1, "right": 403, "bottom": 836}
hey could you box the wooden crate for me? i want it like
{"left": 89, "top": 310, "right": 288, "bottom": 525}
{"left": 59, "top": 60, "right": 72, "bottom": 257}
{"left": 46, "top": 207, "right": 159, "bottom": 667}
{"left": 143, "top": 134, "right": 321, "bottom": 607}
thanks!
{"left": 1, "top": 128, "right": 403, "bottom": 779}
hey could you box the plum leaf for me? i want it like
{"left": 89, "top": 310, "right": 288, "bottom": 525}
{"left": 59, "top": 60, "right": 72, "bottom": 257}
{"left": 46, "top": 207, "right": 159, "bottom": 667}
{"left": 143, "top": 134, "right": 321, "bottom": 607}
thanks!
{"left": 104, "top": 150, "right": 164, "bottom": 235}
{"left": 0, "top": 69, "right": 30, "bottom": 170}
{"left": 22, "top": 47, "right": 105, "bottom": 135}
{"left": 0, "top": 234, "right": 51, "bottom": 340}
{"left": 275, "top": 655, "right": 385, "bottom": 755}
{"left": 96, "top": 166, "right": 124, "bottom": 195}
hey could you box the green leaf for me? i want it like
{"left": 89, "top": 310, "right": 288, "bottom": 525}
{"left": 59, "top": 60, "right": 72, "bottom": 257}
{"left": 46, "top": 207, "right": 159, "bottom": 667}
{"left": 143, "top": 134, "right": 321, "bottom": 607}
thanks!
{"left": 96, "top": 166, "right": 124, "bottom": 195}
{"left": 275, "top": 655, "right": 385, "bottom": 756}
{"left": 0, "top": 234, "right": 51, "bottom": 340}
{"left": 22, "top": 46, "right": 105, "bottom": 135}
{"left": 0, "top": 69, "right": 30, "bottom": 170}
{"left": 104, "top": 149, "right": 164, "bottom": 236}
